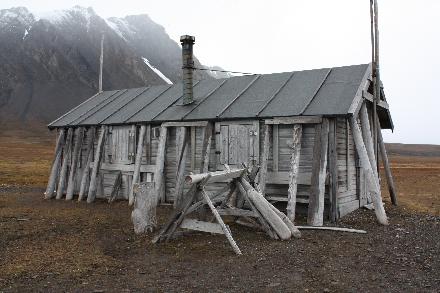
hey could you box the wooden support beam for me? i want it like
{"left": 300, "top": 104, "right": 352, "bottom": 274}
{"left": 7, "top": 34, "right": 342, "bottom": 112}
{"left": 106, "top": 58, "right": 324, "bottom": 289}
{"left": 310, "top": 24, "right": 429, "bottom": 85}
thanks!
{"left": 87, "top": 125, "right": 107, "bottom": 203}
{"left": 190, "top": 126, "right": 195, "bottom": 171}
{"left": 129, "top": 125, "right": 146, "bottom": 205}
{"left": 56, "top": 128, "right": 74, "bottom": 199}
{"left": 173, "top": 127, "right": 189, "bottom": 208}
{"left": 78, "top": 126, "right": 96, "bottom": 201}
{"left": 258, "top": 124, "right": 270, "bottom": 196}
{"left": 349, "top": 116, "right": 388, "bottom": 225}
{"left": 359, "top": 103, "right": 378, "bottom": 181}
{"left": 66, "top": 127, "right": 85, "bottom": 200}
{"left": 145, "top": 125, "right": 151, "bottom": 165}
{"left": 328, "top": 119, "right": 339, "bottom": 221}
{"left": 376, "top": 117, "right": 397, "bottom": 205}
{"left": 287, "top": 124, "right": 302, "bottom": 222}
{"left": 45, "top": 129, "right": 65, "bottom": 199}
{"left": 265, "top": 115, "right": 323, "bottom": 125}
{"left": 185, "top": 168, "right": 245, "bottom": 185}
{"left": 307, "top": 119, "right": 329, "bottom": 226}
{"left": 239, "top": 178, "right": 291, "bottom": 240}
{"left": 154, "top": 126, "right": 167, "bottom": 204}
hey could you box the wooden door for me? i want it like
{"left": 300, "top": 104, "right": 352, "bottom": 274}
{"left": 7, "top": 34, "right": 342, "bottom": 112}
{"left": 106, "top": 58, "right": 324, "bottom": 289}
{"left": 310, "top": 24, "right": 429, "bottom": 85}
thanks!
{"left": 217, "top": 121, "right": 259, "bottom": 169}
{"left": 109, "top": 125, "right": 136, "bottom": 164}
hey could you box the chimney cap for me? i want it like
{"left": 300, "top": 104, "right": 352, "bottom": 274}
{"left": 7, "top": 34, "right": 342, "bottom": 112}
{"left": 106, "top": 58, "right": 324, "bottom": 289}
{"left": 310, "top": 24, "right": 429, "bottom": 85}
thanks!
{"left": 180, "top": 35, "right": 195, "bottom": 43}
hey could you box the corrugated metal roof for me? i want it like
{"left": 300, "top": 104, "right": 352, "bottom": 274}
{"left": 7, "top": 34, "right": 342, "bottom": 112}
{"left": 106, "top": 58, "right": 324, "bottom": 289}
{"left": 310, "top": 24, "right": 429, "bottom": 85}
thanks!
{"left": 48, "top": 63, "right": 392, "bottom": 128}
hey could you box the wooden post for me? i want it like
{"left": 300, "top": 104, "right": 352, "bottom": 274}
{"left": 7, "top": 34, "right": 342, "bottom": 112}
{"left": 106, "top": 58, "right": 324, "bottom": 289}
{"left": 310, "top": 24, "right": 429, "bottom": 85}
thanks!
{"left": 56, "top": 128, "right": 74, "bottom": 199}
{"left": 328, "top": 119, "right": 339, "bottom": 221}
{"left": 258, "top": 124, "right": 270, "bottom": 196}
{"left": 197, "top": 122, "right": 212, "bottom": 220}
{"left": 78, "top": 126, "right": 96, "bottom": 201}
{"left": 272, "top": 124, "right": 279, "bottom": 171}
{"left": 374, "top": 0, "right": 381, "bottom": 175}
{"left": 287, "top": 124, "right": 302, "bottom": 222}
{"left": 66, "top": 127, "right": 85, "bottom": 200}
{"left": 129, "top": 125, "right": 146, "bottom": 205}
{"left": 154, "top": 126, "right": 168, "bottom": 203}
{"left": 131, "top": 182, "right": 157, "bottom": 233}
{"left": 87, "top": 125, "right": 107, "bottom": 203}
{"left": 308, "top": 119, "right": 329, "bottom": 226}
{"left": 359, "top": 103, "right": 378, "bottom": 180}
{"left": 376, "top": 117, "right": 397, "bottom": 205}
{"left": 173, "top": 127, "right": 189, "bottom": 208}
{"left": 45, "top": 129, "right": 65, "bottom": 199}
{"left": 349, "top": 117, "right": 388, "bottom": 225}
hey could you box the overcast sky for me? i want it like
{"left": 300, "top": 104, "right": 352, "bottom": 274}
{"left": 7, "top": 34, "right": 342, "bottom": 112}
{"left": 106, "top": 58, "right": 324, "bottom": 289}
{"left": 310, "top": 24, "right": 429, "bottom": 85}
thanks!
{"left": 1, "top": 0, "right": 439, "bottom": 145}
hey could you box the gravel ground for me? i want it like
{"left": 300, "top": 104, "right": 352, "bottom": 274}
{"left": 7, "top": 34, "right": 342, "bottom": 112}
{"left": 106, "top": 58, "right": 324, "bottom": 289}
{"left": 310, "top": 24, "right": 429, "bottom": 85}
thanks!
{"left": 0, "top": 186, "right": 439, "bottom": 293}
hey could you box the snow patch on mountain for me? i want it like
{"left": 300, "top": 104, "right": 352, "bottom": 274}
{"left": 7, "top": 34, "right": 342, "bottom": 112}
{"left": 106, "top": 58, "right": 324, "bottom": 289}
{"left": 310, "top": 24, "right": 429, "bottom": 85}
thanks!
{"left": 142, "top": 57, "right": 173, "bottom": 84}
{"left": 33, "top": 6, "right": 95, "bottom": 29}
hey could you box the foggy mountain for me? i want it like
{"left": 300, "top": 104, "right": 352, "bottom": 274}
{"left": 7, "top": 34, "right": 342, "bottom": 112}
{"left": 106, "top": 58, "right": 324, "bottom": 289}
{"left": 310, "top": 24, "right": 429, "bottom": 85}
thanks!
{"left": 0, "top": 6, "right": 212, "bottom": 124}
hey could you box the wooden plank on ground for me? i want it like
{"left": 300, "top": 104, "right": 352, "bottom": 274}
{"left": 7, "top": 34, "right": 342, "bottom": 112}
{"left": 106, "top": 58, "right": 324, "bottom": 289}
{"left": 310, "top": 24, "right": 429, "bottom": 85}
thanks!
{"left": 179, "top": 218, "right": 225, "bottom": 234}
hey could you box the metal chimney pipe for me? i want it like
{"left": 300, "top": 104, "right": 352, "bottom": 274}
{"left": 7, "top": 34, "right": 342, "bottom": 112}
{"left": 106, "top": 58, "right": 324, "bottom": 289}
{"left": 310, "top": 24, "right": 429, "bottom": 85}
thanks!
{"left": 180, "top": 35, "right": 195, "bottom": 105}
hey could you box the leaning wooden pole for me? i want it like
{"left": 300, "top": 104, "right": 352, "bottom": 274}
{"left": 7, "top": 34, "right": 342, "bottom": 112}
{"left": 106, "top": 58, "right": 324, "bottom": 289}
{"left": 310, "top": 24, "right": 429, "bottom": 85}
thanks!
{"left": 349, "top": 117, "right": 388, "bottom": 225}
{"left": 287, "top": 124, "right": 302, "bottom": 222}
{"left": 173, "top": 127, "right": 189, "bottom": 208}
{"left": 376, "top": 117, "right": 397, "bottom": 205}
{"left": 45, "top": 129, "right": 66, "bottom": 199}
{"left": 56, "top": 128, "right": 74, "bottom": 199}
{"left": 78, "top": 126, "right": 96, "bottom": 201}
{"left": 359, "top": 103, "right": 378, "bottom": 181}
{"left": 308, "top": 119, "right": 329, "bottom": 226}
{"left": 258, "top": 124, "right": 270, "bottom": 196}
{"left": 129, "top": 125, "right": 146, "bottom": 206}
{"left": 374, "top": 0, "right": 381, "bottom": 175}
{"left": 66, "top": 127, "right": 85, "bottom": 200}
{"left": 87, "top": 125, "right": 107, "bottom": 203}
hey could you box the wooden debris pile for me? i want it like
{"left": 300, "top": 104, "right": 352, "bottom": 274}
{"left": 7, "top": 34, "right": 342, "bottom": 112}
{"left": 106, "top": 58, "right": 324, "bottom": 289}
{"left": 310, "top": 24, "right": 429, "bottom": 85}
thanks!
{"left": 150, "top": 166, "right": 301, "bottom": 255}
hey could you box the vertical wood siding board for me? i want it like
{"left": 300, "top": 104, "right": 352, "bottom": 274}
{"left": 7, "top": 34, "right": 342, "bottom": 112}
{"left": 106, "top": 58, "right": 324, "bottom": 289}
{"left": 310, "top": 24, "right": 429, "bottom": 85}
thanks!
{"left": 228, "top": 124, "right": 238, "bottom": 165}
{"left": 190, "top": 126, "right": 196, "bottom": 171}
{"left": 154, "top": 126, "right": 168, "bottom": 203}
{"left": 219, "top": 125, "right": 229, "bottom": 165}
{"left": 66, "top": 127, "right": 85, "bottom": 200}
{"left": 130, "top": 125, "right": 147, "bottom": 205}
{"left": 45, "top": 129, "right": 66, "bottom": 199}
{"left": 307, "top": 119, "right": 329, "bottom": 226}
{"left": 200, "top": 123, "right": 213, "bottom": 173}
{"left": 56, "top": 128, "right": 74, "bottom": 199}
{"left": 273, "top": 125, "right": 279, "bottom": 172}
{"left": 78, "top": 126, "right": 96, "bottom": 201}
{"left": 349, "top": 117, "right": 388, "bottom": 225}
{"left": 173, "top": 127, "right": 189, "bottom": 207}
{"left": 87, "top": 125, "right": 107, "bottom": 203}
{"left": 328, "top": 119, "right": 339, "bottom": 221}
{"left": 287, "top": 124, "right": 303, "bottom": 221}
{"left": 215, "top": 123, "right": 221, "bottom": 170}
{"left": 258, "top": 124, "right": 270, "bottom": 195}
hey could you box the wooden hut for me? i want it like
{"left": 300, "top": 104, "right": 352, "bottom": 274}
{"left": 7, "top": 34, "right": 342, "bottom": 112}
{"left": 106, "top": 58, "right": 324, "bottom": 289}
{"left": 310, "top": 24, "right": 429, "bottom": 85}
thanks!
{"left": 45, "top": 60, "right": 395, "bottom": 223}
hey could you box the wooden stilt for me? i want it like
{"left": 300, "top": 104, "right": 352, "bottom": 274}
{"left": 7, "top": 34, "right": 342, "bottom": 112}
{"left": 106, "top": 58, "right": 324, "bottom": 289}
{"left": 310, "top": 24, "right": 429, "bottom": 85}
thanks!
{"left": 78, "top": 126, "right": 96, "bottom": 201}
{"left": 66, "top": 127, "right": 85, "bottom": 200}
{"left": 56, "top": 128, "right": 74, "bottom": 199}
{"left": 154, "top": 126, "right": 168, "bottom": 204}
{"left": 359, "top": 103, "right": 378, "bottom": 180}
{"left": 129, "top": 125, "right": 146, "bottom": 205}
{"left": 173, "top": 127, "right": 189, "bottom": 208}
{"left": 258, "top": 124, "right": 270, "bottom": 196}
{"left": 197, "top": 123, "right": 213, "bottom": 220}
{"left": 308, "top": 119, "right": 329, "bottom": 226}
{"left": 349, "top": 116, "right": 388, "bottom": 225}
{"left": 328, "top": 119, "right": 339, "bottom": 221}
{"left": 45, "top": 129, "right": 66, "bottom": 199}
{"left": 287, "top": 124, "right": 302, "bottom": 222}
{"left": 87, "top": 125, "right": 107, "bottom": 203}
{"left": 376, "top": 117, "right": 397, "bottom": 205}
